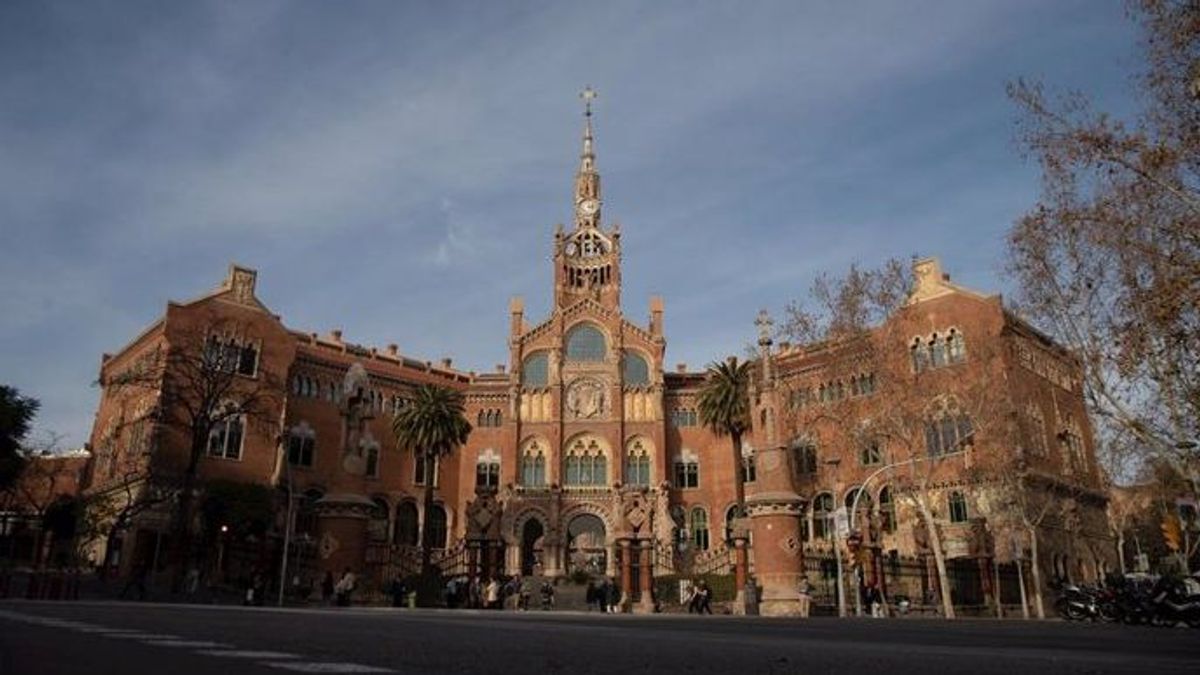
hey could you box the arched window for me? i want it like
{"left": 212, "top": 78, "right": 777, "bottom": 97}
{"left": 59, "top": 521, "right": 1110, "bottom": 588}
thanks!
{"left": 673, "top": 451, "right": 699, "bottom": 489}
{"left": 476, "top": 449, "right": 500, "bottom": 489}
{"left": 845, "top": 486, "right": 872, "bottom": 515}
{"left": 624, "top": 438, "right": 651, "bottom": 487}
{"left": 948, "top": 491, "right": 968, "bottom": 523}
{"left": 911, "top": 337, "right": 928, "bottom": 373}
{"left": 930, "top": 332, "right": 947, "bottom": 368}
{"left": 394, "top": 502, "right": 419, "bottom": 546}
{"left": 565, "top": 324, "right": 606, "bottom": 361}
{"left": 414, "top": 454, "right": 439, "bottom": 487}
{"left": 925, "top": 399, "right": 974, "bottom": 456}
{"left": 287, "top": 422, "right": 316, "bottom": 467}
{"left": 563, "top": 436, "right": 607, "bottom": 487}
{"left": 424, "top": 504, "right": 448, "bottom": 549}
{"left": 791, "top": 438, "right": 818, "bottom": 476}
{"left": 947, "top": 328, "right": 967, "bottom": 363}
{"left": 690, "top": 507, "right": 710, "bottom": 551}
{"left": 724, "top": 504, "right": 740, "bottom": 543}
{"left": 520, "top": 439, "right": 547, "bottom": 487}
{"left": 1026, "top": 404, "right": 1048, "bottom": 456}
{"left": 878, "top": 486, "right": 896, "bottom": 533}
{"left": 623, "top": 350, "right": 650, "bottom": 386}
{"left": 207, "top": 414, "right": 244, "bottom": 460}
{"left": 812, "top": 493, "right": 834, "bottom": 540}
{"left": 740, "top": 446, "right": 756, "bottom": 484}
{"left": 522, "top": 352, "right": 549, "bottom": 387}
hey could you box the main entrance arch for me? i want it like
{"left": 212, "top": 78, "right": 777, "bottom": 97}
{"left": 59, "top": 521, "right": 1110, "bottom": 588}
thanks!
{"left": 520, "top": 518, "right": 544, "bottom": 575}
{"left": 566, "top": 513, "right": 607, "bottom": 575}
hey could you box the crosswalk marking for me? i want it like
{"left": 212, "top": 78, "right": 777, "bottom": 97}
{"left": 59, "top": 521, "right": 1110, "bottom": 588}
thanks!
{"left": 195, "top": 650, "right": 300, "bottom": 659}
{"left": 263, "top": 663, "right": 395, "bottom": 673}
{"left": 143, "top": 639, "right": 232, "bottom": 649}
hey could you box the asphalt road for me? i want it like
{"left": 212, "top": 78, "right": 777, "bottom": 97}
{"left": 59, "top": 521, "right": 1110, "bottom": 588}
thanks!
{"left": 1, "top": 600, "right": 1197, "bottom": 675}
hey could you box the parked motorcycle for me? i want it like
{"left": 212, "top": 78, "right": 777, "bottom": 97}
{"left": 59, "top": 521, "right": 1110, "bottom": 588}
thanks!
{"left": 1149, "top": 576, "right": 1200, "bottom": 628}
{"left": 1055, "top": 583, "right": 1099, "bottom": 621}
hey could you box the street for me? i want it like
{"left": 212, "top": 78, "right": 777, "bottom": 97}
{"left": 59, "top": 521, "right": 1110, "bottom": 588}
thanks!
{"left": 1, "top": 601, "right": 1198, "bottom": 674}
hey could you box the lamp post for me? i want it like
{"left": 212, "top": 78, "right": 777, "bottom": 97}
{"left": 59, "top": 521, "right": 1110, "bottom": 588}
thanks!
{"left": 824, "top": 458, "right": 847, "bottom": 618}
{"left": 846, "top": 455, "right": 931, "bottom": 616}
{"left": 277, "top": 453, "right": 295, "bottom": 607}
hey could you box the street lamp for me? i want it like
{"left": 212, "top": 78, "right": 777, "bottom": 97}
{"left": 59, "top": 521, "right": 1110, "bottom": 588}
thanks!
{"left": 824, "top": 457, "right": 847, "bottom": 618}
{"left": 846, "top": 455, "right": 931, "bottom": 616}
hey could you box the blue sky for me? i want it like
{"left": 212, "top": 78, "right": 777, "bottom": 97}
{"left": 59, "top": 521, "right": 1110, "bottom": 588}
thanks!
{"left": 0, "top": 1, "right": 1141, "bottom": 447}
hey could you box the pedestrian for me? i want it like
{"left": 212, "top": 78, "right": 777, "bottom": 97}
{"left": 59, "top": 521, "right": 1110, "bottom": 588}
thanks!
{"left": 390, "top": 576, "right": 408, "bottom": 608}
{"left": 606, "top": 577, "right": 620, "bottom": 613}
{"left": 445, "top": 577, "right": 458, "bottom": 608}
{"left": 469, "top": 577, "right": 482, "bottom": 609}
{"left": 321, "top": 571, "right": 335, "bottom": 606}
{"left": 797, "top": 575, "right": 812, "bottom": 618}
{"left": 185, "top": 566, "right": 201, "bottom": 599}
{"left": 597, "top": 578, "right": 610, "bottom": 612}
{"left": 334, "top": 567, "right": 356, "bottom": 607}
{"left": 696, "top": 580, "right": 713, "bottom": 615}
{"left": 585, "top": 580, "right": 597, "bottom": 611}
{"left": 540, "top": 580, "right": 556, "bottom": 610}
{"left": 868, "top": 583, "right": 884, "bottom": 618}
{"left": 485, "top": 577, "right": 500, "bottom": 609}
{"left": 686, "top": 581, "right": 700, "bottom": 614}
{"left": 519, "top": 576, "right": 533, "bottom": 611}
{"left": 119, "top": 562, "right": 148, "bottom": 601}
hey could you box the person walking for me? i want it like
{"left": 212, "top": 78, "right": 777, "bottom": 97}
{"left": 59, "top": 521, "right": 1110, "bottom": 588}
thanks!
{"left": 390, "top": 576, "right": 408, "bottom": 608}
{"left": 485, "top": 577, "right": 500, "bottom": 610}
{"left": 540, "top": 580, "right": 556, "bottom": 610}
{"left": 797, "top": 575, "right": 812, "bottom": 618}
{"left": 696, "top": 580, "right": 713, "bottom": 615}
{"left": 605, "top": 577, "right": 620, "bottom": 613}
{"left": 321, "top": 571, "right": 335, "bottom": 606}
{"left": 686, "top": 581, "right": 700, "bottom": 614}
{"left": 334, "top": 567, "right": 356, "bottom": 607}
{"left": 585, "top": 580, "right": 597, "bottom": 611}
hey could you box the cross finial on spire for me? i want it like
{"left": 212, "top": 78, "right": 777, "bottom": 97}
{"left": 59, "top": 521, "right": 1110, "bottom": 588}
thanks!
{"left": 755, "top": 309, "right": 774, "bottom": 347}
{"left": 580, "top": 86, "right": 598, "bottom": 116}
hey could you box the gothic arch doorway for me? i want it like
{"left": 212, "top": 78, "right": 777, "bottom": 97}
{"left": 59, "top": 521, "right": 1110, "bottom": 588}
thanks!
{"left": 521, "top": 518, "right": 544, "bottom": 576}
{"left": 567, "top": 513, "right": 607, "bottom": 575}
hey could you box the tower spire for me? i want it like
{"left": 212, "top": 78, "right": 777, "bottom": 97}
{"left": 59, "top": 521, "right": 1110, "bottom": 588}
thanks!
{"left": 573, "top": 86, "right": 601, "bottom": 228}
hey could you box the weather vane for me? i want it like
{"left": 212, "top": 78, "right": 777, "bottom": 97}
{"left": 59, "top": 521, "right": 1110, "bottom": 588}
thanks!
{"left": 580, "top": 86, "right": 598, "bottom": 117}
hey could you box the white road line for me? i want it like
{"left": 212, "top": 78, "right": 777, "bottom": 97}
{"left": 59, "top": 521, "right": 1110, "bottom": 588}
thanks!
{"left": 104, "top": 632, "right": 180, "bottom": 640}
{"left": 195, "top": 650, "right": 301, "bottom": 659}
{"left": 142, "top": 639, "right": 232, "bottom": 649}
{"left": 262, "top": 663, "right": 395, "bottom": 673}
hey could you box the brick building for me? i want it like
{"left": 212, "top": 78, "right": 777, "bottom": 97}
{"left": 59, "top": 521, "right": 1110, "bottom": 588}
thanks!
{"left": 79, "top": 101, "right": 1114, "bottom": 612}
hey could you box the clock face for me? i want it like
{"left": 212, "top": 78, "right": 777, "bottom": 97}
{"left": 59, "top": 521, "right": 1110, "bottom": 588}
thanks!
{"left": 578, "top": 199, "right": 599, "bottom": 216}
{"left": 565, "top": 242, "right": 578, "bottom": 256}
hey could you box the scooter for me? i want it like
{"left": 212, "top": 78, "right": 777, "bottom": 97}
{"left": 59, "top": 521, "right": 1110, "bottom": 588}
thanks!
{"left": 1055, "top": 583, "right": 1099, "bottom": 621}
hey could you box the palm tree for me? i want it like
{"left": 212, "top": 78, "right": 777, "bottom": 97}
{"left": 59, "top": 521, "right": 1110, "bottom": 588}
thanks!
{"left": 391, "top": 383, "right": 472, "bottom": 598}
{"left": 697, "top": 357, "right": 754, "bottom": 517}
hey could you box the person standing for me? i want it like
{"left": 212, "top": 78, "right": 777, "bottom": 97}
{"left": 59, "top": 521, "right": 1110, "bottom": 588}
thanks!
{"left": 321, "top": 571, "right": 335, "bottom": 606}
{"left": 585, "top": 580, "right": 597, "bottom": 611}
{"left": 334, "top": 567, "right": 356, "bottom": 607}
{"left": 485, "top": 577, "right": 500, "bottom": 609}
{"left": 606, "top": 577, "right": 620, "bottom": 613}
{"left": 697, "top": 580, "right": 713, "bottom": 615}
{"left": 390, "top": 576, "right": 408, "bottom": 608}
{"left": 797, "top": 575, "right": 812, "bottom": 618}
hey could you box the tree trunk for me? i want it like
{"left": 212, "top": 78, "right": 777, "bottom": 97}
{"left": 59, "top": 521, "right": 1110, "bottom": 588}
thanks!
{"left": 731, "top": 431, "right": 746, "bottom": 515}
{"left": 916, "top": 497, "right": 955, "bottom": 619}
{"left": 1116, "top": 531, "right": 1127, "bottom": 574}
{"left": 170, "top": 432, "right": 206, "bottom": 592}
{"left": 417, "top": 456, "right": 439, "bottom": 607}
{"left": 1028, "top": 524, "right": 1045, "bottom": 619}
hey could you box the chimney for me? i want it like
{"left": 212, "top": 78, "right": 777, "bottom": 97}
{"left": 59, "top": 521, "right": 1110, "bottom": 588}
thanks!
{"left": 649, "top": 296, "right": 664, "bottom": 336}
{"left": 387, "top": 344, "right": 399, "bottom": 356}
{"left": 676, "top": 363, "right": 687, "bottom": 373}
{"left": 509, "top": 297, "right": 525, "bottom": 337}
{"left": 330, "top": 329, "right": 343, "bottom": 342}
{"left": 440, "top": 358, "right": 453, "bottom": 369}
{"left": 496, "top": 364, "right": 507, "bottom": 374}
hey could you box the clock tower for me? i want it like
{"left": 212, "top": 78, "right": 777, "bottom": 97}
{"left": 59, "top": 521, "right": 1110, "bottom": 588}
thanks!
{"left": 554, "top": 87, "right": 622, "bottom": 311}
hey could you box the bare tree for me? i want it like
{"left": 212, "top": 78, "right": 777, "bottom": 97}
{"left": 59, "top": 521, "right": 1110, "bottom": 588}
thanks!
{"left": 781, "top": 260, "right": 1013, "bottom": 619}
{"left": 106, "top": 310, "right": 282, "bottom": 586}
{"left": 1007, "top": 0, "right": 1200, "bottom": 502}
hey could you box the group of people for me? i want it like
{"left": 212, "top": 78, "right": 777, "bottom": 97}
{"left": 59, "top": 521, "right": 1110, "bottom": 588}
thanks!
{"left": 320, "top": 568, "right": 357, "bottom": 607}
{"left": 585, "top": 578, "right": 622, "bottom": 613}
{"left": 685, "top": 580, "right": 713, "bottom": 614}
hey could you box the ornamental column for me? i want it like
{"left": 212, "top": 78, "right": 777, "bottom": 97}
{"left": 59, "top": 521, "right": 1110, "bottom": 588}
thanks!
{"left": 619, "top": 538, "right": 633, "bottom": 612}
{"left": 745, "top": 310, "right": 807, "bottom": 616}
{"left": 313, "top": 494, "right": 376, "bottom": 582}
{"left": 636, "top": 539, "right": 655, "bottom": 613}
